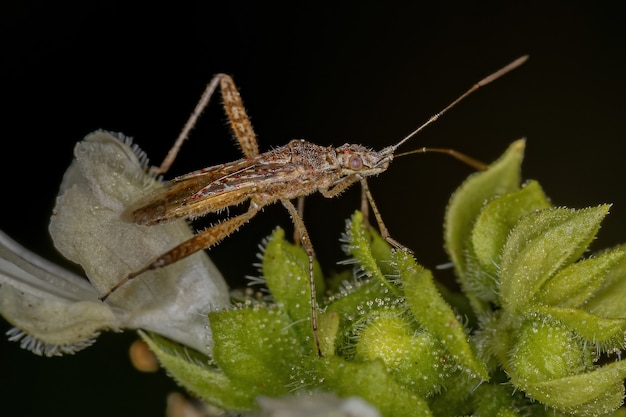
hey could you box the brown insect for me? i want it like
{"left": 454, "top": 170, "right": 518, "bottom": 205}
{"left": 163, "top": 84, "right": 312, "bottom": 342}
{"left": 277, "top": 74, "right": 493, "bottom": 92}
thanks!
{"left": 100, "top": 55, "right": 528, "bottom": 356}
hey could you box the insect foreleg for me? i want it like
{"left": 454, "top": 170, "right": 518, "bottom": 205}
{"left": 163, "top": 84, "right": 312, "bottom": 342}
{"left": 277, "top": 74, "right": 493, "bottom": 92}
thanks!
{"left": 319, "top": 174, "right": 372, "bottom": 222}
{"left": 359, "top": 178, "right": 410, "bottom": 252}
{"left": 295, "top": 175, "right": 360, "bottom": 244}
{"left": 319, "top": 176, "right": 360, "bottom": 199}
{"left": 280, "top": 199, "right": 322, "bottom": 357}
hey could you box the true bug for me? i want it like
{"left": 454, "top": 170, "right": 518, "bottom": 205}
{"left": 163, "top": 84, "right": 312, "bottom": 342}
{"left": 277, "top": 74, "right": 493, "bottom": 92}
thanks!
{"left": 100, "top": 55, "right": 528, "bottom": 356}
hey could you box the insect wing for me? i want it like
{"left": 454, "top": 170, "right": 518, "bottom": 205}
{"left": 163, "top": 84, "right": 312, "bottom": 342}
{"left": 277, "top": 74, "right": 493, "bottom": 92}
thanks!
{"left": 131, "top": 160, "right": 297, "bottom": 225}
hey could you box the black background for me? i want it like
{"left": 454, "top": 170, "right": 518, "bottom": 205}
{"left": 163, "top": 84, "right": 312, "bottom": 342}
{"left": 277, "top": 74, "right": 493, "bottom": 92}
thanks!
{"left": 1, "top": 2, "right": 625, "bottom": 416}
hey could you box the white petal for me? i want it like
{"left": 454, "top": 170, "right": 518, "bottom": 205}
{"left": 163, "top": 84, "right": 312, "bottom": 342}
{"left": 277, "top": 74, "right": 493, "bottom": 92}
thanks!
{"left": 0, "top": 229, "right": 121, "bottom": 356}
{"left": 47, "top": 131, "right": 230, "bottom": 353}
{"left": 256, "top": 393, "right": 381, "bottom": 417}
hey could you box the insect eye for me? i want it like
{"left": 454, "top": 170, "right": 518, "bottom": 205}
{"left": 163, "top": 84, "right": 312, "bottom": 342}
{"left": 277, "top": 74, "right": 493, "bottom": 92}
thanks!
{"left": 349, "top": 155, "right": 363, "bottom": 170}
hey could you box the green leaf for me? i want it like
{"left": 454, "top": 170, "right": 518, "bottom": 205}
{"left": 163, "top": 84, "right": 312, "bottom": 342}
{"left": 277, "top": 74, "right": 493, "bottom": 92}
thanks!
{"left": 317, "top": 310, "right": 340, "bottom": 356}
{"left": 535, "top": 248, "right": 625, "bottom": 308}
{"left": 319, "top": 355, "right": 433, "bottom": 417}
{"left": 354, "top": 313, "right": 452, "bottom": 397}
{"left": 210, "top": 307, "right": 305, "bottom": 394}
{"left": 326, "top": 212, "right": 407, "bottom": 357}
{"left": 262, "top": 227, "right": 324, "bottom": 351}
{"left": 444, "top": 140, "right": 525, "bottom": 280}
{"left": 509, "top": 317, "right": 591, "bottom": 385}
{"left": 532, "top": 305, "right": 626, "bottom": 349}
{"left": 139, "top": 331, "right": 257, "bottom": 412}
{"left": 585, "top": 244, "right": 626, "bottom": 318}
{"left": 427, "top": 373, "right": 476, "bottom": 416}
{"left": 325, "top": 277, "right": 396, "bottom": 358}
{"left": 519, "top": 360, "right": 626, "bottom": 416}
{"left": 344, "top": 211, "right": 397, "bottom": 293}
{"left": 472, "top": 384, "right": 527, "bottom": 417}
{"left": 471, "top": 180, "right": 550, "bottom": 278}
{"left": 398, "top": 250, "right": 489, "bottom": 380}
{"left": 262, "top": 227, "right": 325, "bottom": 309}
{"left": 499, "top": 205, "right": 610, "bottom": 313}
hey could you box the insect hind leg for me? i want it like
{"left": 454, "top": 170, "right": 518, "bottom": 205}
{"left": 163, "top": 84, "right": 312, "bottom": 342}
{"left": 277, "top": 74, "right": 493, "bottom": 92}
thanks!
{"left": 100, "top": 198, "right": 263, "bottom": 301}
{"left": 153, "top": 73, "right": 260, "bottom": 176}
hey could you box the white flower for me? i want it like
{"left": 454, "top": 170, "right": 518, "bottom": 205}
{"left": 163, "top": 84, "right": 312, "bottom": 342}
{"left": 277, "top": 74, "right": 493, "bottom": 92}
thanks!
{"left": 0, "top": 131, "right": 230, "bottom": 356}
{"left": 255, "top": 393, "right": 381, "bottom": 417}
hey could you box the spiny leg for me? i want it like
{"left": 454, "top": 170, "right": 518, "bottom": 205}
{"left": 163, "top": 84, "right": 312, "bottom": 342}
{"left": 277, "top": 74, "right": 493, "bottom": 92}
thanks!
{"left": 359, "top": 180, "right": 370, "bottom": 221}
{"left": 294, "top": 174, "right": 358, "bottom": 245}
{"left": 318, "top": 174, "right": 376, "bottom": 232}
{"left": 100, "top": 198, "right": 262, "bottom": 301}
{"left": 280, "top": 198, "right": 322, "bottom": 357}
{"left": 153, "top": 73, "right": 260, "bottom": 176}
{"left": 356, "top": 149, "right": 488, "bottom": 249}
{"left": 318, "top": 173, "right": 373, "bottom": 220}
{"left": 103, "top": 75, "right": 264, "bottom": 298}
{"left": 218, "top": 74, "right": 259, "bottom": 158}
{"left": 359, "top": 178, "right": 409, "bottom": 252}
{"left": 292, "top": 196, "right": 306, "bottom": 245}
{"left": 296, "top": 196, "right": 305, "bottom": 221}
{"left": 319, "top": 176, "right": 360, "bottom": 199}
{"left": 153, "top": 76, "right": 222, "bottom": 175}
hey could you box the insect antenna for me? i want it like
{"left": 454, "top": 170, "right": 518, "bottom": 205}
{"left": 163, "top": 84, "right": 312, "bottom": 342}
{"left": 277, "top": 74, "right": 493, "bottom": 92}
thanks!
{"left": 391, "top": 55, "right": 529, "bottom": 153}
{"left": 394, "top": 147, "right": 488, "bottom": 170}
